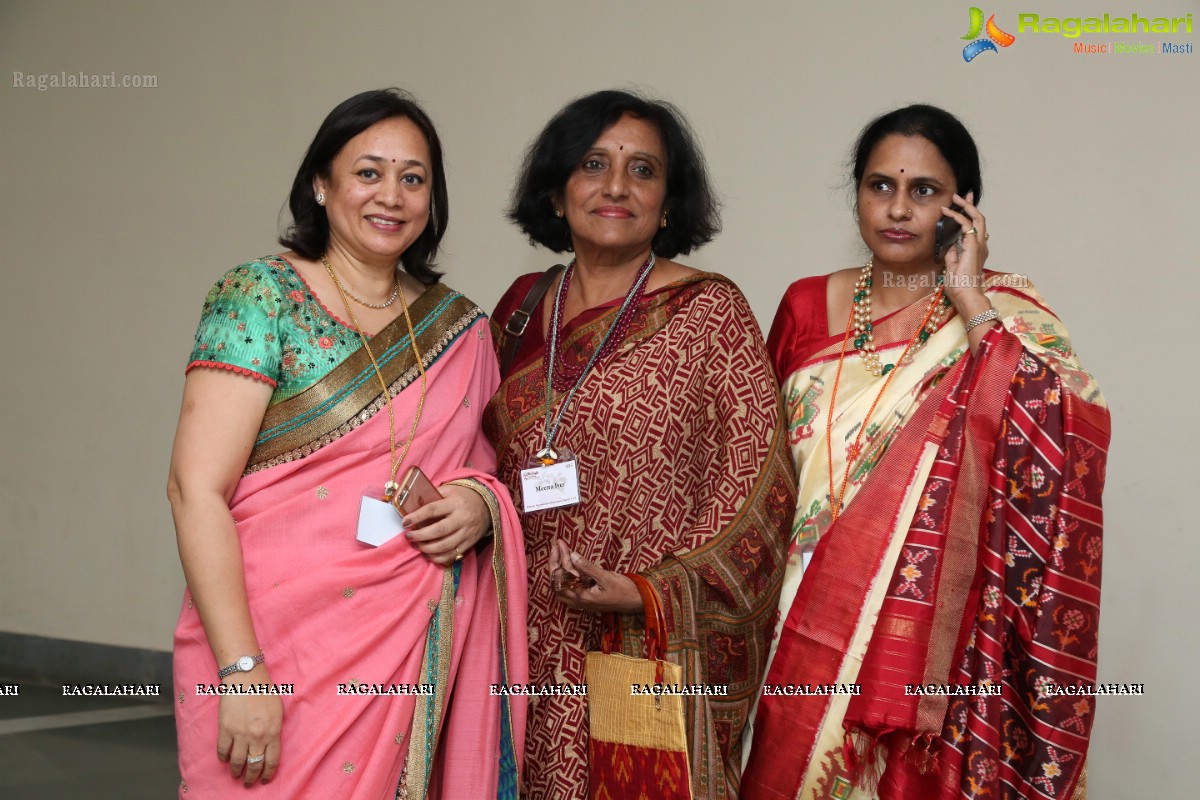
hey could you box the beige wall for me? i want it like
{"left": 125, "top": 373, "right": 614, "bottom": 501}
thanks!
{"left": 1, "top": 0, "right": 1193, "bottom": 794}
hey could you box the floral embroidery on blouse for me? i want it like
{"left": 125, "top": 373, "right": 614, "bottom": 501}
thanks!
{"left": 186, "top": 256, "right": 363, "bottom": 404}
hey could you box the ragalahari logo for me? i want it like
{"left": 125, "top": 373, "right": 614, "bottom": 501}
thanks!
{"left": 962, "top": 7, "right": 1016, "bottom": 61}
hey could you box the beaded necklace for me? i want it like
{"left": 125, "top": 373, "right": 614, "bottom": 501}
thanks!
{"left": 851, "top": 259, "right": 951, "bottom": 376}
{"left": 538, "top": 253, "right": 655, "bottom": 459}
{"left": 547, "top": 254, "right": 655, "bottom": 392}
{"left": 825, "top": 259, "right": 950, "bottom": 521}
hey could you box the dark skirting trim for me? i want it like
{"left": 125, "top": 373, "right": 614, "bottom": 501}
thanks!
{"left": 0, "top": 632, "right": 172, "bottom": 693}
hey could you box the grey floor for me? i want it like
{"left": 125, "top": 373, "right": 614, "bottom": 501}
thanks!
{"left": 0, "top": 678, "right": 178, "bottom": 799}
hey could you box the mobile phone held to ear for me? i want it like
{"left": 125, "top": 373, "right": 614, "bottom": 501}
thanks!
{"left": 395, "top": 467, "right": 443, "bottom": 516}
{"left": 934, "top": 205, "right": 964, "bottom": 259}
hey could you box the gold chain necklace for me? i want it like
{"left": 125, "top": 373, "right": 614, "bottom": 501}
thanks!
{"left": 322, "top": 254, "right": 426, "bottom": 500}
{"left": 321, "top": 254, "right": 401, "bottom": 309}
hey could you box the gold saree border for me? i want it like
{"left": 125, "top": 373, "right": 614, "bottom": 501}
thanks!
{"left": 403, "top": 566, "right": 457, "bottom": 799}
{"left": 245, "top": 285, "right": 481, "bottom": 473}
{"left": 445, "top": 477, "right": 521, "bottom": 789}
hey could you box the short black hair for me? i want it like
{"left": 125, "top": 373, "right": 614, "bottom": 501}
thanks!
{"left": 508, "top": 89, "right": 720, "bottom": 258}
{"left": 851, "top": 104, "right": 983, "bottom": 204}
{"left": 279, "top": 88, "right": 447, "bottom": 284}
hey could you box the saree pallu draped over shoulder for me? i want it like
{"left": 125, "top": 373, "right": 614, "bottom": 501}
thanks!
{"left": 742, "top": 273, "right": 1108, "bottom": 800}
{"left": 484, "top": 272, "right": 795, "bottom": 800}
{"left": 174, "top": 285, "right": 528, "bottom": 800}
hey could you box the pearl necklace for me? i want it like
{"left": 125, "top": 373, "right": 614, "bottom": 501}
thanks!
{"left": 852, "top": 259, "right": 951, "bottom": 376}
{"left": 825, "top": 259, "right": 953, "bottom": 522}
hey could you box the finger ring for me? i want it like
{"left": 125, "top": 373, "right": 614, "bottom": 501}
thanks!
{"left": 962, "top": 227, "right": 978, "bottom": 237}
{"left": 247, "top": 754, "right": 265, "bottom": 765}
{"left": 454, "top": 548, "right": 463, "bottom": 562}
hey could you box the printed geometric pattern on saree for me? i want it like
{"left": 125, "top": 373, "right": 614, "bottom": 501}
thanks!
{"left": 484, "top": 274, "right": 793, "bottom": 800}
{"left": 931, "top": 358, "right": 1106, "bottom": 800}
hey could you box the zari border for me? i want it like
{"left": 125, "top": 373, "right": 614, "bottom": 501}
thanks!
{"left": 443, "top": 478, "right": 519, "bottom": 797}
{"left": 402, "top": 563, "right": 458, "bottom": 799}
{"left": 245, "top": 286, "right": 481, "bottom": 473}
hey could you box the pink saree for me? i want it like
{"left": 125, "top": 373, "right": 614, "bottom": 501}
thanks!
{"left": 174, "top": 284, "right": 527, "bottom": 799}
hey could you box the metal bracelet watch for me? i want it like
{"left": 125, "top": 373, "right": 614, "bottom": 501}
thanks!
{"left": 217, "top": 651, "right": 265, "bottom": 680}
{"left": 963, "top": 308, "right": 1000, "bottom": 333}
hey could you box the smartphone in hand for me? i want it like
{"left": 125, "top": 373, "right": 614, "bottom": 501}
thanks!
{"left": 395, "top": 467, "right": 443, "bottom": 516}
{"left": 934, "top": 205, "right": 964, "bottom": 259}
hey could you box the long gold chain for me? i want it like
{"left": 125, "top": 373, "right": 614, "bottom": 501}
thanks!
{"left": 321, "top": 254, "right": 427, "bottom": 500}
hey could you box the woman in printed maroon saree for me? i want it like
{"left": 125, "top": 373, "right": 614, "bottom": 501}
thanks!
{"left": 483, "top": 90, "right": 794, "bottom": 800}
{"left": 741, "top": 105, "right": 1108, "bottom": 800}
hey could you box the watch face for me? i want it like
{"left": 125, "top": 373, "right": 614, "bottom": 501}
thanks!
{"left": 237, "top": 656, "right": 255, "bottom": 672}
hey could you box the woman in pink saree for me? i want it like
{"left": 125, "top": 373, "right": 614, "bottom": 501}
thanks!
{"left": 168, "top": 89, "right": 526, "bottom": 798}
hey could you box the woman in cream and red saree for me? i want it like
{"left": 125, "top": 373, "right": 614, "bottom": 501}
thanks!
{"left": 741, "top": 105, "right": 1108, "bottom": 800}
{"left": 485, "top": 90, "right": 794, "bottom": 800}
{"left": 168, "top": 90, "right": 526, "bottom": 799}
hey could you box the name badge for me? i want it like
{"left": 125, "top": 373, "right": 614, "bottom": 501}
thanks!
{"left": 356, "top": 495, "right": 408, "bottom": 547}
{"left": 520, "top": 459, "right": 581, "bottom": 512}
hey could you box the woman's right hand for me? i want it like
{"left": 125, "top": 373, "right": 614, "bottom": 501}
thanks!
{"left": 217, "top": 671, "right": 283, "bottom": 786}
{"left": 168, "top": 367, "right": 278, "bottom": 786}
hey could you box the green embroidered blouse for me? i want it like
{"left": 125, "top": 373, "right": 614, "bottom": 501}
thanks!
{"left": 187, "top": 255, "right": 368, "bottom": 404}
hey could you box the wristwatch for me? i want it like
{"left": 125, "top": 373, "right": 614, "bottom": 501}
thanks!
{"left": 217, "top": 651, "right": 265, "bottom": 680}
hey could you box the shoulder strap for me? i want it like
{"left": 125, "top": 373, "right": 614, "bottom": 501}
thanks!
{"left": 499, "top": 263, "right": 565, "bottom": 377}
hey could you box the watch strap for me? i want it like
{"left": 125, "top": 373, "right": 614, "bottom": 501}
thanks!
{"left": 217, "top": 651, "right": 265, "bottom": 680}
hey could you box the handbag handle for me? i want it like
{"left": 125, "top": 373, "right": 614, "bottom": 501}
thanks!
{"left": 601, "top": 574, "right": 669, "bottom": 684}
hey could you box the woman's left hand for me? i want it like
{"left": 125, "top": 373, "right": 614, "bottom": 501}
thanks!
{"left": 404, "top": 484, "right": 492, "bottom": 565}
{"left": 549, "top": 538, "right": 641, "bottom": 614}
{"left": 941, "top": 191, "right": 991, "bottom": 315}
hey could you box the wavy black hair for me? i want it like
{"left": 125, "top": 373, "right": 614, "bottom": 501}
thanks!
{"left": 851, "top": 104, "right": 983, "bottom": 204}
{"left": 508, "top": 90, "right": 720, "bottom": 258}
{"left": 279, "top": 88, "right": 447, "bottom": 284}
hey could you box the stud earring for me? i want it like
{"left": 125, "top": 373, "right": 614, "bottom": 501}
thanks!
{"left": 660, "top": 213, "right": 668, "bottom": 229}
{"left": 554, "top": 207, "right": 563, "bottom": 218}
{"left": 315, "top": 192, "right": 326, "bottom": 206}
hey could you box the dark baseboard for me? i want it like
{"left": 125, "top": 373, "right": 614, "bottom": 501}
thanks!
{"left": 0, "top": 632, "right": 172, "bottom": 694}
